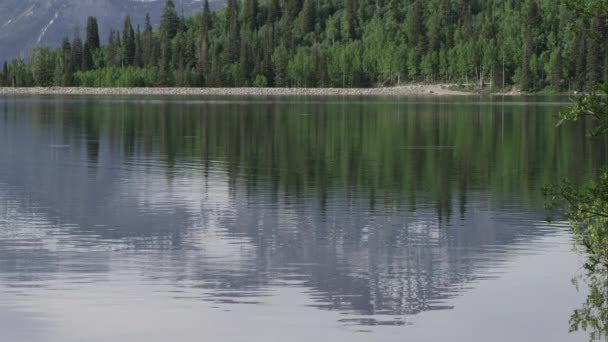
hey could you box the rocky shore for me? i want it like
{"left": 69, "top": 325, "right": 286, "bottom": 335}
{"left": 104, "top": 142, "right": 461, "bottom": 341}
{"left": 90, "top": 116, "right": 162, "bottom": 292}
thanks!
{"left": 0, "top": 84, "right": 473, "bottom": 97}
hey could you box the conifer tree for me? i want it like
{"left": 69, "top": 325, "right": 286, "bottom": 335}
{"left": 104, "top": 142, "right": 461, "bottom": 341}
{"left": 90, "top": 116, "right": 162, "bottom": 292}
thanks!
{"left": 123, "top": 16, "right": 136, "bottom": 66}
{"left": 85, "top": 17, "right": 100, "bottom": 51}
{"left": 284, "top": 0, "right": 303, "bottom": 20}
{"left": 71, "top": 30, "right": 83, "bottom": 72}
{"left": 161, "top": 0, "right": 180, "bottom": 39}
{"left": 142, "top": 14, "right": 155, "bottom": 67}
{"left": 158, "top": 32, "right": 172, "bottom": 86}
{"left": 82, "top": 42, "right": 93, "bottom": 71}
{"left": 267, "top": 0, "right": 280, "bottom": 24}
{"left": 406, "top": 0, "right": 424, "bottom": 50}
{"left": 60, "top": 36, "right": 73, "bottom": 86}
{"left": 0, "top": 61, "right": 7, "bottom": 87}
{"left": 345, "top": 0, "right": 357, "bottom": 40}
{"left": 301, "top": 0, "right": 316, "bottom": 34}
{"left": 239, "top": 38, "right": 253, "bottom": 85}
{"left": 134, "top": 25, "right": 143, "bottom": 68}
{"left": 198, "top": 0, "right": 211, "bottom": 86}
{"left": 223, "top": 0, "right": 241, "bottom": 65}
{"left": 586, "top": 16, "right": 603, "bottom": 85}
{"left": 244, "top": 0, "right": 259, "bottom": 31}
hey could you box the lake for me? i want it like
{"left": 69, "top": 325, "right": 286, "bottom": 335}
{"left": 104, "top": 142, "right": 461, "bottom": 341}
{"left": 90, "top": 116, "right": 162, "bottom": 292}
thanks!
{"left": 0, "top": 95, "right": 605, "bottom": 342}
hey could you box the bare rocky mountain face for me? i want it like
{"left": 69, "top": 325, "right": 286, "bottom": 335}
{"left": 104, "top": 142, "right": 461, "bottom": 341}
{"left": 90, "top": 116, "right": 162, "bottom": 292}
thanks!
{"left": 0, "top": 0, "right": 224, "bottom": 63}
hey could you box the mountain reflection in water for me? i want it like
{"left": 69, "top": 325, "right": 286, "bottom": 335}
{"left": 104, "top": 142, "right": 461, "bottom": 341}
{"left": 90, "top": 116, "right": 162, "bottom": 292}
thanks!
{"left": 0, "top": 96, "right": 603, "bottom": 341}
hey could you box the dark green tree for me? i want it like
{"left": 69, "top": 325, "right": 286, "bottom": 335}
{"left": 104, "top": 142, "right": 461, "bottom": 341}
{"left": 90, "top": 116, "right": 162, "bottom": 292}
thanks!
{"left": 198, "top": 0, "right": 211, "bottom": 86}
{"left": 586, "top": 16, "right": 604, "bottom": 85}
{"left": 85, "top": 16, "right": 100, "bottom": 50}
{"left": 60, "top": 36, "right": 73, "bottom": 86}
{"left": 71, "top": 30, "right": 83, "bottom": 72}
{"left": 244, "top": 0, "right": 259, "bottom": 31}
{"left": 123, "top": 16, "right": 136, "bottom": 66}
{"left": 406, "top": 0, "right": 424, "bottom": 50}
{"left": 160, "top": 0, "right": 180, "bottom": 39}
{"left": 345, "top": 0, "right": 358, "bottom": 40}
{"left": 301, "top": 0, "right": 316, "bottom": 34}
{"left": 223, "top": 0, "right": 240, "bottom": 65}
{"left": 82, "top": 42, "right": 94, "bottom": 71}
{"left": 142, "top": 14, "right": 155, "bottom": 67}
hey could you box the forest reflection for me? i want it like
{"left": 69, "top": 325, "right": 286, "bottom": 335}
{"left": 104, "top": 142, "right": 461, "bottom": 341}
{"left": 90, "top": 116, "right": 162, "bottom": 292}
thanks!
{"left": 0, "top": 96, "right": 605, "bottom": 324}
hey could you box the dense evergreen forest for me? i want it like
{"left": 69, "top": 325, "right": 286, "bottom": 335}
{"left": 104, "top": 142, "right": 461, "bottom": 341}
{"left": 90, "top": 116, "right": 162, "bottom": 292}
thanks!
{"left": 0, "top": 0, "right": 606, "bottom": 90}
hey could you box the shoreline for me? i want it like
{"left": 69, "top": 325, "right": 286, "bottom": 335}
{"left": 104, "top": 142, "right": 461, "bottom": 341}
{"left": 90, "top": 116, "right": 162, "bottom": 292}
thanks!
{"left": 0, "top": 85, "right": 480, "bottom": 97}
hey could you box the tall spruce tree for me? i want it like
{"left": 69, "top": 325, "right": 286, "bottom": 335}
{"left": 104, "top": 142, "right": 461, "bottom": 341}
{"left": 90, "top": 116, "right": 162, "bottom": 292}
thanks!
{"left": 223, "top": 0, "right": 240, "bottom": 65}
{"left": 161, "top": 0, "right": 180, "bottom": 39}
{"left": 60, "top": 36, "right": 73, "bottom": 86}
{"left": 134, "top": 25, "right": 143, "bottom": 67}
{"left": 71, "top": 30, "right": 83, "bottom": 72}
{"left": 82, "top": 42, "right": 93, "bottom": 71}
{"left": 345, "top": 0, "right": 357, "bottom": 40}
{"left": 142, "top": 14, "right": 155, "bottom": 67}
{"left": 85, "top": 17, "right": 100, "bottom": 50}
{"left": 406, "top": 0, "right": 424, "bottom": 50}
{"left": 301, "top": 0, "right": 316, "bottom": 34}
{"left": 198, "top": 0, "right": 211, "bottom": 86}
{"left": 123, "top": 16, "right": 136, "bottom": 66}
{"left": 244, "top": 0, "right": 258, "bottom": 31}
{"left": 0, "top": 61, "right": 7, "bottom": 87}
{"left": 586, "top": 16, "right": 604, "bottom": 85}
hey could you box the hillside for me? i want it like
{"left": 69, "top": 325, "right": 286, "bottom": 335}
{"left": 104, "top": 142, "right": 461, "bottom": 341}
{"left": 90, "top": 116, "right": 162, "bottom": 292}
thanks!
{"left": 0, "top": 0, "right": 225, "bottom": 63}
{"left": 1, "top": 0, "right": 606, "bottom": 91}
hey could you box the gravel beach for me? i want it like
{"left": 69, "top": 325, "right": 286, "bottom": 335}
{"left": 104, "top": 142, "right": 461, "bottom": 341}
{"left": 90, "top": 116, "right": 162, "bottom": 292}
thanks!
{"left": 0, "top": 84, "right": 473, "bottom": 96}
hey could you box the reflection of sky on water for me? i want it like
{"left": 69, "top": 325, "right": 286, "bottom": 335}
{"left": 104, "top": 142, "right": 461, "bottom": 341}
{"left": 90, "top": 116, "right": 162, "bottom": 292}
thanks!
{"left": 0, "top": 96, "right": 591, "bottom": 341}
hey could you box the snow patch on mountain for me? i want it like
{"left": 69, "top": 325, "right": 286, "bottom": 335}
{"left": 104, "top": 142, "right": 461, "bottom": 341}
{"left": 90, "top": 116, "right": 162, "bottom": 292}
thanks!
{"left": 37, "top": 12, "right": 59, "bottom": 44}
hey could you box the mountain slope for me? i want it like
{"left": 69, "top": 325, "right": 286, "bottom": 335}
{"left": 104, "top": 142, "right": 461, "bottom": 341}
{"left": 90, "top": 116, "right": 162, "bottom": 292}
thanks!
{"left": 0, "top": 0, "right": 224, "bottom": 63}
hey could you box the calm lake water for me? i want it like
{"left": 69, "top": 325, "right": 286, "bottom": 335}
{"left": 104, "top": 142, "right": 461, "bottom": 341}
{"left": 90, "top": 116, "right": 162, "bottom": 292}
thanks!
{"left": 0, "top": 95, "right": 605, "bottom": 342}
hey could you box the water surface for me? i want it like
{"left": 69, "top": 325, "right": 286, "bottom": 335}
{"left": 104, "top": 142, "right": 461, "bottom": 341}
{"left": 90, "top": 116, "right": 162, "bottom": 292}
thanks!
{"left": 0, "top": 95, "right": 604, "bottom": 341}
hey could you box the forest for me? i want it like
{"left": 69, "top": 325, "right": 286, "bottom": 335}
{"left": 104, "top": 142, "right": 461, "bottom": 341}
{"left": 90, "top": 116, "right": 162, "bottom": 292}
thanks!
{"left": 0, "top": 0, "right": 606, "bottom": 90}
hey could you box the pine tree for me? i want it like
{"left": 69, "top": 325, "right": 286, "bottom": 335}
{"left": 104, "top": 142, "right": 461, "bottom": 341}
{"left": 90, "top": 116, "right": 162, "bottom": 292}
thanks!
{"left": 160, "top": 0, "right": 180, "bottom": 39}
{"left": 586, "top": 17, "right": 603, "bottom": 85}
{"left": 158, "top": 32, "right": 172, "bottom": 86}
{"left": 550, "top": 48, "right": 563, "bottom": 90}
{"left": 85, "top": 17, "right": 100, "bottom": 50}
{"left": 345, "top": 0, "right": 357, "bottom": 40}
{"left": 60, "top": 36, "right": 73, "bottom": 86}
{"left": 82, "top": 42, "right": 93, "bottom": 71}
{"left": 123, "top": 16, "right": 136, "bottom": 66}
{"left": 0, "top": 61, "right": 7, "bottom": 87}
{"left": 223, "top": 0, "right": 240, "bottom": 65}
{"left": 520, "top": 36, "right": 532, "bottom": 91}
{"left": 71, "top": 30, "right": 83, "bottom": 72}
{"left": 267, "top": 0, "right": 280, "bottom": 24}
{"left": 301, "top": 0, "right": 316, "bottom": 34}
{"left": 574, "top": 27, "right": 587, "bottom": 90}
{"left": 239, "top": 38, "right": 253, "bottom": 85}
{"left": 284, "top": 0, "right": 303, "bottom": 20}
{"left": 198, "top": 0, "right": 211, "bottom": 86}
{"left": 134, "top": 25, "right": 143, "bottom": 67}
{"left": 406, "top": 0, "right": 424, "bottom": 50}
{"left": 244, "top": 0, "right": 258, "bottom": 31}
{"left": 142, "top": 14, "right": 155, "bottom": 67}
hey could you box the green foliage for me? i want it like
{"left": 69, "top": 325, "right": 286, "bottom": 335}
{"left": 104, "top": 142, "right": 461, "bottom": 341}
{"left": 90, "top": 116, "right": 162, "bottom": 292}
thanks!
{"left": 85, "top": 16, "right": 100, "bottom": 51}
{"left": 7, "top": 0, "right": 608, "bottom": 88}
{"left": 546, "top": 3, "right": 608, "bottom": 338}
{"left": 544, "top": 171, "right": 608, "bottom": 341}
{"left": 31, "top": 47, "right": 55, "bottom": 86}
{"left": 558, "top": 84, "right": 608, "bottom": 138}
{"left": 75, "top": 67, "right": 159, "bottom": 87}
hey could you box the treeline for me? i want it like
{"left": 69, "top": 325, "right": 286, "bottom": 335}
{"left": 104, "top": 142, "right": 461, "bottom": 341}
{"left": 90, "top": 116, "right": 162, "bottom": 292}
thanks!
{"left": 0, "top": 0, "right": 607, "bottom": 90}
